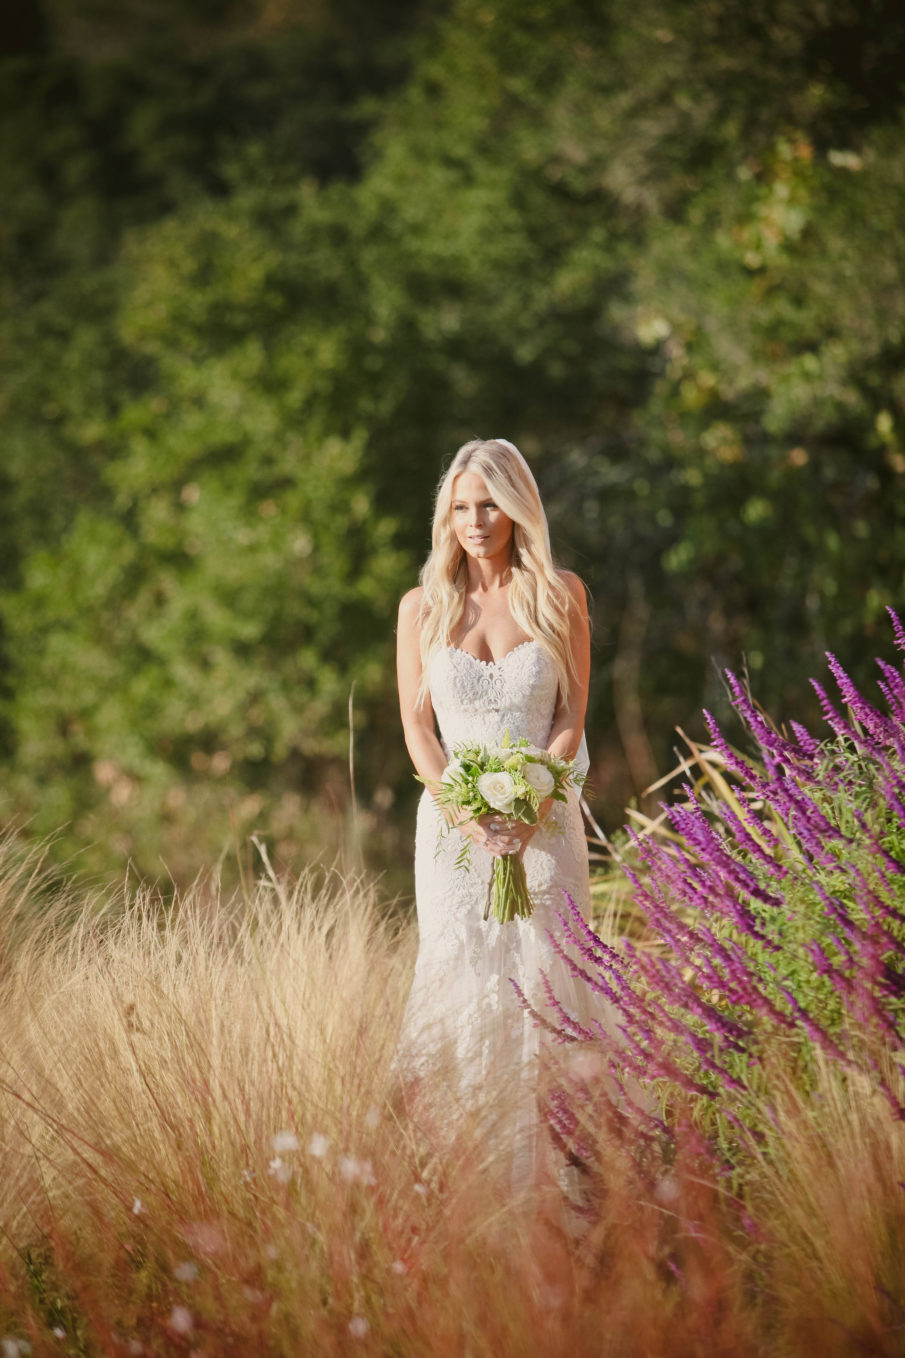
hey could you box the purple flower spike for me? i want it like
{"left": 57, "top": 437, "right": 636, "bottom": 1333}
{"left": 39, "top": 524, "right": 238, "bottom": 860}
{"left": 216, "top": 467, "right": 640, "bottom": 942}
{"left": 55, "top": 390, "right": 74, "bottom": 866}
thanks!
{"left": 537, "top": 612, "right": 905, "bottom": 1205}
{"left": 827, "top": 653, "right": 890, "bottom": 743}
{"left": 790, "top": 721, "right": 821, "bottom": 756}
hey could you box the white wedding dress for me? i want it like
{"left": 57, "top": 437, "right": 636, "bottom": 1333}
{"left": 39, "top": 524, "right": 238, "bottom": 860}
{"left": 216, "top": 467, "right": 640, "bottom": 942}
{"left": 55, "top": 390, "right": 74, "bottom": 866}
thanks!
{"left": 398, "top": 638, "right": 592, "bottom": 1172}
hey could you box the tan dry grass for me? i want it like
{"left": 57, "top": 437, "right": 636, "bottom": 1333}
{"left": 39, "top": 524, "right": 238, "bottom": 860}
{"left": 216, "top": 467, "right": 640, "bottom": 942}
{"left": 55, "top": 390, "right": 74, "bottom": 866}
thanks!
{"left": 0, "top": 836, "right": 903, "bottom": 1354}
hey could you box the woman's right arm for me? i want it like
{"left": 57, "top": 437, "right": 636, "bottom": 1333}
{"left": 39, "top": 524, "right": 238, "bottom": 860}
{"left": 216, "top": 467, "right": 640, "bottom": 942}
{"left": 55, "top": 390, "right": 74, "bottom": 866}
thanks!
{"left": 396, "top": 588, "right": 448, "bottom": 787}
{"left": 396, "top": 589, "right": 516, "bottom": 857}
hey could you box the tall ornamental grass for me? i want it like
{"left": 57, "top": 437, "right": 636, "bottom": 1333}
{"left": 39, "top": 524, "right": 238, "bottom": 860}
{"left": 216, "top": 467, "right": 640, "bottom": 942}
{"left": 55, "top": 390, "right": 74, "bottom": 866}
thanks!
{"left": 0, "top": 837, "right": 758, "bottom": 1357}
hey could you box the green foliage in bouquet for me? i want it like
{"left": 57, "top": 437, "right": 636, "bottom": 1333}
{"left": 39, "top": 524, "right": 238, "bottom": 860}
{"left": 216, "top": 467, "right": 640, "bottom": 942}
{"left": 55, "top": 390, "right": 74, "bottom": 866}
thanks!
{"left": 419, "top": 733, "right": 584, "bottom": 924}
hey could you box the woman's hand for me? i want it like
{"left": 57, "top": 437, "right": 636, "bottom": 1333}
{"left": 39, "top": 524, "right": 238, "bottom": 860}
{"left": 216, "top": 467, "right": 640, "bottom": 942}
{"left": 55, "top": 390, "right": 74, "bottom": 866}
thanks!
{"left": 448, "top": 802, "right": 553, "bottom": 858}
{"left": 503, "top": 798, "right": 554, "bottom": 859}
{"left": 445, "top": 808, "right": 516, "bottom": 857}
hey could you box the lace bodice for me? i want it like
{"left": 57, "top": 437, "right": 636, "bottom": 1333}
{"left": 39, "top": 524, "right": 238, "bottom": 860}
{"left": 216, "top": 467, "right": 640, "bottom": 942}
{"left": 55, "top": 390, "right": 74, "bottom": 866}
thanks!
{"left": 428, "top": 640, "right": 559, "bottom": 754}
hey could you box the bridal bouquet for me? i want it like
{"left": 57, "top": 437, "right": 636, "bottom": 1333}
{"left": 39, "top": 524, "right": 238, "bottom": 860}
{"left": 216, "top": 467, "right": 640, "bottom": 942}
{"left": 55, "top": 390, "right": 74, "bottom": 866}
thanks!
{"left": 424, "top": 733, "right": 584, "bottom": 924}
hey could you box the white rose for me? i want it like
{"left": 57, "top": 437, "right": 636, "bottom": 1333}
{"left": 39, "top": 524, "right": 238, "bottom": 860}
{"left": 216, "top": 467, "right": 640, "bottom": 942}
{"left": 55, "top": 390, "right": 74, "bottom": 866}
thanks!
{"left": 476, "top": 770, "right": 517, "bottom": 813}
{"left": 522, "top": 761, "right": 555, "bottom": 797}
{"left": 441, "top": 758, "right": 466, "bottom": 784}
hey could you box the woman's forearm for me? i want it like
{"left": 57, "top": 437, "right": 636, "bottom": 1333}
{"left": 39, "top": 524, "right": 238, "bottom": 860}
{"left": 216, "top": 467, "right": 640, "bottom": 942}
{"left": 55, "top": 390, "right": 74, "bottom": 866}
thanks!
{"left": 546, "top": 710, "right": 585, "bottom": 763}
{"left": 402, "top": 723, "right": 450, "bottom": 790}
{"left": 403, "top": 724, "right": 483, "bottom": 835}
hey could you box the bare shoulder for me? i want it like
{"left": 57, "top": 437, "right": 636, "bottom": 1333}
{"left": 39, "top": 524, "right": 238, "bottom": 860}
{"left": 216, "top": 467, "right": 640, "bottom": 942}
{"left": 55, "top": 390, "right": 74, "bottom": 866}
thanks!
{"left": 556, "top": 569, "right": 588, "bottom": 608}
{"left": 397, "top": 586, "right": 425, "bottom": 631}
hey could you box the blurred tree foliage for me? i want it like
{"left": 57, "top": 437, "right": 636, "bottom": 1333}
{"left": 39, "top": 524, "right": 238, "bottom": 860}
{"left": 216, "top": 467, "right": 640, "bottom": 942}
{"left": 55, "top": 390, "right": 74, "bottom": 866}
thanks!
{"left": 1, "top": 0, "right": 904, "bottom": 883}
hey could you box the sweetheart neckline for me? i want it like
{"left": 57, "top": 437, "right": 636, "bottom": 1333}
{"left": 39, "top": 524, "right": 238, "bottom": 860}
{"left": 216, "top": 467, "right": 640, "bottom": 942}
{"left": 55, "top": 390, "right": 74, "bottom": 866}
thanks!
{"left": 446, "top": 639, "right": 540, "bottom": 668}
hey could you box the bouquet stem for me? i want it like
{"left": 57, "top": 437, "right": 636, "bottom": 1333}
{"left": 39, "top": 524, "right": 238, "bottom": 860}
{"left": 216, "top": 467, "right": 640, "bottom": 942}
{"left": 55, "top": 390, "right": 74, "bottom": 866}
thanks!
{"left": 484, "top": 852, "right": 534, "bottom": 923}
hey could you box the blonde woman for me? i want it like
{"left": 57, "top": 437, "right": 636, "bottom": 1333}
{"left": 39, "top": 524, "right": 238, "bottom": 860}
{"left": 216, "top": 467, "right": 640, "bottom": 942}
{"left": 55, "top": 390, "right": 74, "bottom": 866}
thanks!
{"left": 396, "top": 438, "right": 593, "bottom": 1169}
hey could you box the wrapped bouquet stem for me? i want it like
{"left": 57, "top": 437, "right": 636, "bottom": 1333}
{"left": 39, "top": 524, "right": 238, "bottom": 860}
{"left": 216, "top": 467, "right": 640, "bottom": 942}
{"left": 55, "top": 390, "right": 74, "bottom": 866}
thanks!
{"left": 420, "top": 733, "right": 585, "bottom": 924}
{"left": 482, "top": 837, "right": 531, "bottom": 922}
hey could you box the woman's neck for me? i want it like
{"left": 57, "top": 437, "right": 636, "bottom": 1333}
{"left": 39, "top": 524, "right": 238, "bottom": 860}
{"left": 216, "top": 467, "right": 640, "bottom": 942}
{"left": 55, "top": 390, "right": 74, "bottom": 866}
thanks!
{"left": 462, "top": 551, "right": 512, "bottom": 593}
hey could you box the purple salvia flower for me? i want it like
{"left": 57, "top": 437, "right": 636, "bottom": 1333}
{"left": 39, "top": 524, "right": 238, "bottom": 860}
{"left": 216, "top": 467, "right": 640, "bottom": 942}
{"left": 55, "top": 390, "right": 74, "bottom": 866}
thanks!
{"left": 590, "top": 1015, "right": 653, "bottom": 1068}
{"left": 509, "top": 978, "right": 567, "bottom": 1038}
{"left": 826, "top": 652, "right": 891, "bottom": 743}
{"left": 773, "top": 984, "right": 852, "bottom": 1066}
{"left": 702, "top": 710, "right": 764, "bottom": 786}
{"left": 875, "top": 658, "right": 905, "bottom": 721}
{"left": 806, "top": 941, "right": 834, "bottom": 977}
{"left": 666, "top": 804, "right": 786, "bottom": 912}
{"left": 849, "top": 862, "right": 905, "bottom": 933}
{"left": 810, "top": 679, "right": 852, "bottom": 743}
{"left": 724, "top": 672, "right": 783, "bottom": 747}
{"left": 556, "top": 891, "right": 626, "bottom": 971}
{"left": 538, "top": 970, "right": 595, "bottom": 1040}
{"left": 790, "top": 720, "right": 821, "bottom": 757}
{"left": 715, "top": 799, "right": 790, "bottom": 879}
{"left": 540, "top": 611, "right": 905, "bottom": 1184}
{"left": 877, "top": 778, "right": 905, "bottom": 843}
{"left": 541, "top": 934, "right": 628, "bottom": 1020}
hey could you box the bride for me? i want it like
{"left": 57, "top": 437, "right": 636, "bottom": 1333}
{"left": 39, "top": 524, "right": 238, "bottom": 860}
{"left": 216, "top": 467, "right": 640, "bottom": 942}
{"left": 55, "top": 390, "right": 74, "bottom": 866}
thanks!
{"left": 395, "top": 437, "right": 593, "bottom": 1174}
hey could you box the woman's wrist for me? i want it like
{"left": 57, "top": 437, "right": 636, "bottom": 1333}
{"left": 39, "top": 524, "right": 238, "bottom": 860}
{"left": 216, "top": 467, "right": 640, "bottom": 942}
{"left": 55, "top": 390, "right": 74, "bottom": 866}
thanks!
{"left": 445, "top": 806, "right": 473, "bottom": 836}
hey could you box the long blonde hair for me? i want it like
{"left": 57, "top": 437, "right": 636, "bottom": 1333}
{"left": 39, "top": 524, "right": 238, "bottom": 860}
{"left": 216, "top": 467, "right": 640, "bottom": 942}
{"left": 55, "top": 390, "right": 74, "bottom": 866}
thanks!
{"left": 416, "top": 438, "right": 576, "bottom": 706}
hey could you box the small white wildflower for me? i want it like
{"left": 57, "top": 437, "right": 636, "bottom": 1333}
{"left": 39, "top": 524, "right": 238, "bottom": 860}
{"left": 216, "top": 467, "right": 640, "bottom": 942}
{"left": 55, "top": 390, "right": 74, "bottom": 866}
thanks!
{"left": 52, "top": 1330, "right": 66, "bottom": 1342}
{"left": 390, "top": 1259, "right": 407, "bottom": 1275}
{"left": 348, "top": 1317, "right": 369, "bottom": 1339}
{"left": 307, "top": 1131, "right": 330, "bottom": 1159}
{"left": 268, "top": 1156, "right": 293, "bottom": 1184}
{"left": 183, "top": 1220, "right": 225, "bottom": 1256}
{"left": 2, "top": 1339, "right": 31, "bottom": 1358}
{"left": 131, "top": 1197, "right": 144, "bottom": 1216}
{"left": 271, "top": 1129, "right": 300, "bottom": 1154}
{"left": 173, "top": 1261, "right": 199, "bottom": 1283}
{"left": 364, "top": 1105, "right": 380, "bottom": 1129}
{"left": 340, "top": 1155, "right": 375, "bottom": 1183}
{"left": 654, "top": 1174, "right": 680, "bottom": 1206}
{"left": 413, "top": 1182, "right": 428, "bottom": 1197}
{"left": 168, "top": 1306, "right": 193, "bottom": 1335}
{"left": 241, "top": 1167, "right": 255, "bottom": 1183}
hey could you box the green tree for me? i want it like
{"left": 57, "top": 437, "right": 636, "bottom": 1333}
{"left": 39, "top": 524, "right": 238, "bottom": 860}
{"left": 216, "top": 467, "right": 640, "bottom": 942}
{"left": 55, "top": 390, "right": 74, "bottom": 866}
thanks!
{"left": 3, "top": 0, "right": 905, "bottom": 879}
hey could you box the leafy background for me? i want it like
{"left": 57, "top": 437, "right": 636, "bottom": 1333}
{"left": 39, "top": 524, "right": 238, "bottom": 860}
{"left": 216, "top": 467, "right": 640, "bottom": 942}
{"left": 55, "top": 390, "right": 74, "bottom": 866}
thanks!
{"left": 2, "top": 0, "right": 904, "bottom": 887}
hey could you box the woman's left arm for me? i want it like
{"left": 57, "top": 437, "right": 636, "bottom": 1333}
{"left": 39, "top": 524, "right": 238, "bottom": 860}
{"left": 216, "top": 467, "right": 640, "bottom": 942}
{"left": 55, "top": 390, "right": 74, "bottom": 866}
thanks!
{"left": 510, "top": 571, "right": 590, "bottom": 857}
{"left": 546, "top": 571, "right": 591, "bottom": 763}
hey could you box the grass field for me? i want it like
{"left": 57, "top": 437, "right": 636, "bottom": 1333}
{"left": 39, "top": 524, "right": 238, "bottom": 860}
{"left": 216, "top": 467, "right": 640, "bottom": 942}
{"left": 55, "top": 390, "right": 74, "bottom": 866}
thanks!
{"left": 0, "top": 833, "right": 903, "bottom": 1356}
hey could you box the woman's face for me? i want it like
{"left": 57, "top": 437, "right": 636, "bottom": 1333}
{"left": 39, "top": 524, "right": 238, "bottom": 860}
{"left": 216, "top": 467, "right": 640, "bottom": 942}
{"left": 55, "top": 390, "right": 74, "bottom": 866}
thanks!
{"left": 450, "top": 469, "right": 514, "bottom": 563}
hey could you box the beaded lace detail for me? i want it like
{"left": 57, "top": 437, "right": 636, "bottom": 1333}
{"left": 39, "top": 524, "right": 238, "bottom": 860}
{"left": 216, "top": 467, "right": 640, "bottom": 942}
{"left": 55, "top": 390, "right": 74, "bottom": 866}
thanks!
{"left": 429, "top": 640, "right": 559, "bottom": 755}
